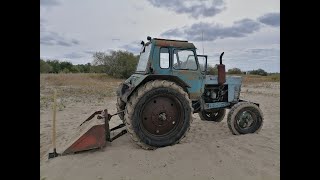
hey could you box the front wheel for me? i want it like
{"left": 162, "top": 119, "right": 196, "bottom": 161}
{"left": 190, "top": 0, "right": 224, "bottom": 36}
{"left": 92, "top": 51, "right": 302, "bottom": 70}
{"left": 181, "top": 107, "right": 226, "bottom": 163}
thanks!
{"left": 227, "top": 102, "right": 264, "bottom": 135}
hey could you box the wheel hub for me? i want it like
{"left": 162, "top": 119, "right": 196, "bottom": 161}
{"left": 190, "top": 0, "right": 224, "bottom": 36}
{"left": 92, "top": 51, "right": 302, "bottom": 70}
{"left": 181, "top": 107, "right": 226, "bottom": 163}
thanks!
{"left": 141, "top": 96, "right": 181, "bottom": 136}
{"left": 158, "top": 112, "right": 167, "bottom": 121}
{"left": 238, "top": 111, "right": 254, "bottom": 129}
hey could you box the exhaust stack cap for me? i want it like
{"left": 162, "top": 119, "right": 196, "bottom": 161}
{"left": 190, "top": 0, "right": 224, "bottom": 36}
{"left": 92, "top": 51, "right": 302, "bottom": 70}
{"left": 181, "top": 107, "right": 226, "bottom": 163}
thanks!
{"left": 220, "top": 52, "right": 224, "bottom": 65}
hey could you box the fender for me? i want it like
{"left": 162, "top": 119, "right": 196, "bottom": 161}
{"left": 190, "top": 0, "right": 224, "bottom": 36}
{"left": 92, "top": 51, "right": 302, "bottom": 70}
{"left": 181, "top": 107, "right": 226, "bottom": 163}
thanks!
{"left": 117, "top": 74, "right": 190, "bottom": 103}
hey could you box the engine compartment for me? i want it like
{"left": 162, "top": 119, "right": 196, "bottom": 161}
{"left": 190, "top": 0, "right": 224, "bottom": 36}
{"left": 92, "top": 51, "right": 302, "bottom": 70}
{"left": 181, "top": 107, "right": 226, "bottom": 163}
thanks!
{"left": 203, "top": 85, "right": 228, "bottom": 103}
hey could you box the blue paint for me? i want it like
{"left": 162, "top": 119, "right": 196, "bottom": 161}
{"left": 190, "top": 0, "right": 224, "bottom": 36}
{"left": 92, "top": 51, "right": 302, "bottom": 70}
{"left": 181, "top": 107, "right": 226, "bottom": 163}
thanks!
{"left": 205, "top": 75, "right": 242, "bottom": 102}
{"left": 120, "top": 38, "right": 243, "bottom": 110}
{"left": 204, "top": 102, "right": 231, "bottom": 109}
{"left": 151, "top": 45, "right": 205, "bottom": 100}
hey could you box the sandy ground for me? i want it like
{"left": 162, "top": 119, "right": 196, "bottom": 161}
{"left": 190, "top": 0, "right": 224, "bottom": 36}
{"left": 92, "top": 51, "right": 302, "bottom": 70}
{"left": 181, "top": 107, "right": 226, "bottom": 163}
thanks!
{"left": 40, "top": 82, "right": 280, "bottom": 180}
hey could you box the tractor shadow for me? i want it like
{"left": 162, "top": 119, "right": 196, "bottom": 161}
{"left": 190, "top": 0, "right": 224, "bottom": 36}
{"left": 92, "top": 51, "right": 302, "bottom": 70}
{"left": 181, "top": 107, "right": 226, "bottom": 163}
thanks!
{"left": 180, "top": 114, "right": 234, "bottom": 144}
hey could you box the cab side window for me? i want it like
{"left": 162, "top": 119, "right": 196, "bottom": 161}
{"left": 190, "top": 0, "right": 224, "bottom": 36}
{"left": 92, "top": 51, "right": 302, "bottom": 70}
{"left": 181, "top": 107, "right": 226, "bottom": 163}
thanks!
{"left": 173, "top": 49, "right": 197, "bottom": 70}
{"left": 160, "top": 48, "right": 169, "bottom": 69}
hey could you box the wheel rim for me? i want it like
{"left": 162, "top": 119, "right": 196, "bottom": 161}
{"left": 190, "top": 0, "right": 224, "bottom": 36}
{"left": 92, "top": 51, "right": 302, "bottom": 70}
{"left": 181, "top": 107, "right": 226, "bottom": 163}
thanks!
{"left": 140, "top": 95, "right": 183, "bottom": 137}
{"left": 236, "top": 110, "right": 256, "bottom": 130}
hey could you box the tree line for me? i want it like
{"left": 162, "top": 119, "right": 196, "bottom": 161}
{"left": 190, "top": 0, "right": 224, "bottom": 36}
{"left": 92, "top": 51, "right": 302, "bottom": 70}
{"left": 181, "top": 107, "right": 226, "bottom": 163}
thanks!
{"left": 208, "top": 66, "right": 269, "bottom": 76}
{"left": 40, "top": 50, "right": 139, "bottom": 78}
{"left": 40, "top": 50, "right": 274, "bottom": 78}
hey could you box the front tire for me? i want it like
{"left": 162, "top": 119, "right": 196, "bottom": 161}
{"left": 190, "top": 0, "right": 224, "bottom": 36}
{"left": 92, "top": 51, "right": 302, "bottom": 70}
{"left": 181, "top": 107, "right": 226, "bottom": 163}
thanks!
{"left": 124, "top": 80, "right": 193, "bottom": 149}
{"left": 227, "top": 102, "right": 264, "bottom": 135}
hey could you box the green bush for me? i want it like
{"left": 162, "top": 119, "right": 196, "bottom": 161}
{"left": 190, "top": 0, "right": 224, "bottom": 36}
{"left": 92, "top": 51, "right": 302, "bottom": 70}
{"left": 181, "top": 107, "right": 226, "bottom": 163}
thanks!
{"left": 207, "top": 65, "right": 218, "bottom": 75}
{"left": 92, "top": 50, "right": 138, "bottom": 78}
{"left": 40, "top": 59, "right": 53, "bottom": 73}
{"left": 40, "top": 51, "right": 274, "bottom": 79}
{"left": 228, "top": 68, "right": 242, "bottom": 74}
{"left": 60, "top": 68, "right": 70, "bottom": 73}
{"left": 249, "top": 69, "right": 268, "bottom": 76}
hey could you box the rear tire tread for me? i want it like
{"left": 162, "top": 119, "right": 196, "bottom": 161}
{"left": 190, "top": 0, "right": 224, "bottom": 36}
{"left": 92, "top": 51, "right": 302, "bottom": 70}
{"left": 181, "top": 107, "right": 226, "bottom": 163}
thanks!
{"left": 124, "top": 80, "right": 193, "bottom": 150}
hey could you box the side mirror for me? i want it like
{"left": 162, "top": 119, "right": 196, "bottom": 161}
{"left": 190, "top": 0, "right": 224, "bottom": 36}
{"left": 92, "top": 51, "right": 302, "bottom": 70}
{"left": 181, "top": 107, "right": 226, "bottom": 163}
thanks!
{"left": 140, "top": 41, "right": 145, "bottom": 54}
{"left": 197, "top": 55, "right": 207, "bottom": 74}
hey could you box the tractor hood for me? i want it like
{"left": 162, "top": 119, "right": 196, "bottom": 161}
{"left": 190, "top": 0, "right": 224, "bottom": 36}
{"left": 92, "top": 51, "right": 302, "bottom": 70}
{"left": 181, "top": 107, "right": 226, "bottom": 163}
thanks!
{"left": 205, "top": 75, "right": 242, "bottom": 102}
{"left": 205, "top": 75, "right": 242, "bottom": 85}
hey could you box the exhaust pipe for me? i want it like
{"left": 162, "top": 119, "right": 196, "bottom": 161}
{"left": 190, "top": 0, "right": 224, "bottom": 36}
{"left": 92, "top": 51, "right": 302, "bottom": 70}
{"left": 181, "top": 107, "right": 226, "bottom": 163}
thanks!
{"left": 217, "top": 52, "right": 226, "bottom": 85}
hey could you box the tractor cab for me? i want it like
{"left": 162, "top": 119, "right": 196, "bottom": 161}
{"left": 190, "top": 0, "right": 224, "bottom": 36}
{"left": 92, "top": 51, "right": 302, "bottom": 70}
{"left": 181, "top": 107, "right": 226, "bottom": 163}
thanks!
{"left": 124, "top": 37, "right": 209, "bottom": 101}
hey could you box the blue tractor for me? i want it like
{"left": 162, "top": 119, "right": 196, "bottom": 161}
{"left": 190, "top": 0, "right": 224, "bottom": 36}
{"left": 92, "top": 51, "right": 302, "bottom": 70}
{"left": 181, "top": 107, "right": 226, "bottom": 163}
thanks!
{"left": 49, "top": 36, "right": 265, "bottom": 158}
{"left": 116, "top": 36, "right": 264, "bottom": 149}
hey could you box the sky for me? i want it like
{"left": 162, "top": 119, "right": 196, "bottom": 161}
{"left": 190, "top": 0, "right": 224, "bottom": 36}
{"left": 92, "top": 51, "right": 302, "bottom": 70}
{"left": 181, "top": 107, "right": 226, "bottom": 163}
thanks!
{"left": 40, "top": 0, "right": 280, "bottom": 72}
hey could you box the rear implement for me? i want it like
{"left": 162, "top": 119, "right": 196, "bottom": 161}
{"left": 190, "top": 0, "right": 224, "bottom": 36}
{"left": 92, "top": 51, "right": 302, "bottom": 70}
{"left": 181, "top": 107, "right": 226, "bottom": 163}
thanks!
{"left": 48, "top": 109, "right": 127, "bottom": 159}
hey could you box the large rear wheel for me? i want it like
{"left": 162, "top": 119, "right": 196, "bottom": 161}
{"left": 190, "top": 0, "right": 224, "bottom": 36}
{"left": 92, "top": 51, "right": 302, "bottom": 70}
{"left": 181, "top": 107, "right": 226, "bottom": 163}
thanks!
{"left": 124, "top": 80, "right": 193, "bottom": 149}
{"left": 116, "top": 96, "right": 125, "bottom": 121}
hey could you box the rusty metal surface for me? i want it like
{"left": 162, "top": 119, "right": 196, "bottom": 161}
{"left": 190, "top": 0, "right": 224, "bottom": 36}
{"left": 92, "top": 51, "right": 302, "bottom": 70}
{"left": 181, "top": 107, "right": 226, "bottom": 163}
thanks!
{"left": 103, "top": 109, "right": 110, "bottom": 142}
{"left": 217, "top": 64, "right": 226, "bottom": 85}
{"left": 80, "top": 110, "right": 103, "bottom": 126}
{"left": 154, "top": 39, "right": 195, "bottom": 49}
{"left": 141, "top": 95, "right": 182, "bottom": 136}
{"left": 60, "top": 109, "right": 127, "bottom": 156}
{"left": 188, "top": 92, "right": 200, "bottom": 100}
{"left": 62, "top": 124, "right": 106, "bottom": 155}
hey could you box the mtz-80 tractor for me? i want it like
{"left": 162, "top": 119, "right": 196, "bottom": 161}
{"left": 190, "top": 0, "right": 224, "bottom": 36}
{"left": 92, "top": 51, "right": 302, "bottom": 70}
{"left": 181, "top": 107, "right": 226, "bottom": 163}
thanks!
{"left": 48, "top": 36, "right": 265, "bottom": 159}
{"left": 116, "top": 36, "right": 263, "bottom": 149}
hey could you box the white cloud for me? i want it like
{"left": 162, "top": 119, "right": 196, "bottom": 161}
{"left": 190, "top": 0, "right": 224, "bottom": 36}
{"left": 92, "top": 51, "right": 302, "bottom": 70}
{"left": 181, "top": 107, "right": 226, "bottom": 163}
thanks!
{"left": 40, "top": 0, "right": 280, "bottom": 72}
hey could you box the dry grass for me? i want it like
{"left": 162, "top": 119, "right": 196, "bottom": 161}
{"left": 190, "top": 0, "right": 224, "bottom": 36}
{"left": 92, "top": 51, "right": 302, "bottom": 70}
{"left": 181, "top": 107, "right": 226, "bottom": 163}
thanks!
{"left": 40, "top": 73, "right": 279, "bottom": 110}
{"left": 241, "top": 74, "right": 280, "bottom": 84}
{"left": 40, "top": 73, "right": 124, "bottom": 110}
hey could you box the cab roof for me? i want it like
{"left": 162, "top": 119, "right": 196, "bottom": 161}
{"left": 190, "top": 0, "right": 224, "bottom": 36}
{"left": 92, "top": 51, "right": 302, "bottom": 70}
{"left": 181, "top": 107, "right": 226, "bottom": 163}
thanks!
{"left": 152, "top": 38, "right": 196, "bottom": 49}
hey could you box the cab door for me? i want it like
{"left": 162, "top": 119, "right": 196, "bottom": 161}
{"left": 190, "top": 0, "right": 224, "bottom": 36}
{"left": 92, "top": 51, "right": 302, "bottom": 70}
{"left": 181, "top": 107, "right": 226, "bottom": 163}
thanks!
{"left": 171, "top": 48, "right": 204, "bottom": 100}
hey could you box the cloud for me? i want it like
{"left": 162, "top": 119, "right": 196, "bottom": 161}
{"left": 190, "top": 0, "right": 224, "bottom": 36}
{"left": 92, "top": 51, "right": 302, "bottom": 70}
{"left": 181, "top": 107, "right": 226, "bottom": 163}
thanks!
{"left": 40, "top": 18, "right": 46, "bottom": 32}
{"left": 119, "top": 41, "right": 142, "bottom": 54}
{"left": 63, "top": 52, "right": 85, "bottom": 59}
{"left": 147, "top": 0, "right": 225, "bottom": 18}
{"left": 228, "top": 47, "right": 280, "bottom": 72}
{"left": 40, "top": 19, "right": 80, "bottom": 47}
{"left": 258, "top": 13, "right": 280, "bottom": 27}
{"left": 161, "top": 18, "right": 261, "bottom": 41}
{"left": 41, "top": 31, "right": 80, "bottom": 47}
{"left": 245, "top": 48, "right": 280, "bottom": 55}
{"left": 205, "top": 47, "right": 280, "bottom": 72}
{"left": 132, "top": 4, "right": 144, "bottom": 11}
{"left": 83, "top": 50, "right": 96, "bottom": 55}
{"left": 161, "top": 12, "right": 280, "bottom": 42}
{"left": 40, "top": 0, "right": 60, "bottom": 6}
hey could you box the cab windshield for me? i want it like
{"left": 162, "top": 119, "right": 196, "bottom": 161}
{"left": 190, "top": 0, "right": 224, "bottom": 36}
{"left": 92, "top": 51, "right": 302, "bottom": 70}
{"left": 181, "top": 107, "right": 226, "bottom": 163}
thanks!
{"left": 136, "top": 44, "right": 151, "bottom": 72}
